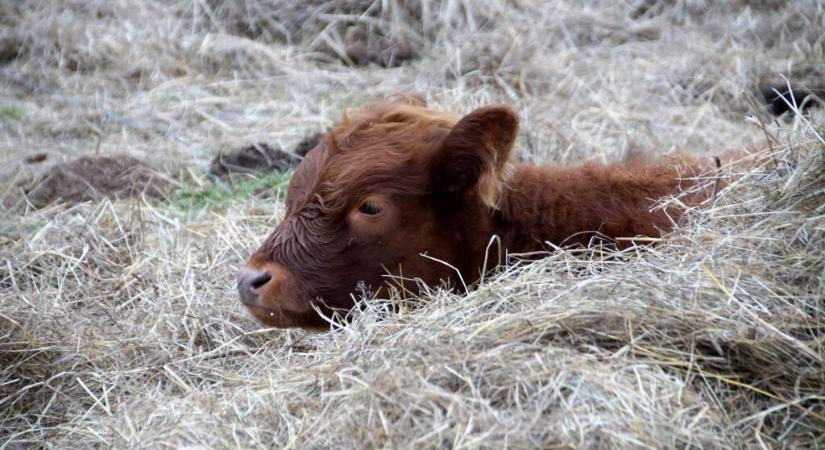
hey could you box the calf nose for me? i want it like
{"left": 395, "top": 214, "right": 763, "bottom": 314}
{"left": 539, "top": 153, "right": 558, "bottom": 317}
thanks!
{"left": 237, "top": 269, "right": 273, "bottom": 306}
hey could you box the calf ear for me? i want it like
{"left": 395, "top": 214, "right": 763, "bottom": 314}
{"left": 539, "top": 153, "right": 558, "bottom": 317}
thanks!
{"left": 389, "top": 92, "right": 427, "bottom": 107}
{"left": 433, "top": 105, "right": 518, "bottom": 205}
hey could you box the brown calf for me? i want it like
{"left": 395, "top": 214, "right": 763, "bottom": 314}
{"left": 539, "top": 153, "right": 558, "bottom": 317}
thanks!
{"left": 238, "top": 96, "right": 712, "bottom": 329}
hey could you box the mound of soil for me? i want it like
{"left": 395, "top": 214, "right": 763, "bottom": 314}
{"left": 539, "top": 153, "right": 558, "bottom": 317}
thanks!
{"left": 293, "top": 131, "right": 323, "bottom": 157}
{"left": 209, "top": 132, "right": 322, "bottom": 179}
{"left": 315, "top": 40, "right": 415, "bottom": 68}
{"left": 0, "top": 35, "right": 21, "bottom": 64}
{"left": 209, "top": 2, "right": 419, "bottom": 68}
{"left": 26, "top": 155, "right": 169, "bottom": 208}
{"left": 760, "top": 84, "right": 824, "bottom": 115}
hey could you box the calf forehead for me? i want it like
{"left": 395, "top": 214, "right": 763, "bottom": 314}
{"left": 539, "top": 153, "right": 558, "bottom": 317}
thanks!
{"left": 329, "top": 126, "right": 450, "bottom": 195}
{"left": 288, "top": 125, "right": 450, "bottom": 208}
{"left": 285, "top": 144, "right": 324, "bottom": 213}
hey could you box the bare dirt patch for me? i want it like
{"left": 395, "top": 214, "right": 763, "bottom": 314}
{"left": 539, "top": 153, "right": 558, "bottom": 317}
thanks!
{"left": 26, "top": 155, "right": 169, "bottom": 207}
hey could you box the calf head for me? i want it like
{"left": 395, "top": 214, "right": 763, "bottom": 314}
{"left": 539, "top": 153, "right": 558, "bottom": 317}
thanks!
{"left": 239, "top": 97, "right": 518, "bottom": 329}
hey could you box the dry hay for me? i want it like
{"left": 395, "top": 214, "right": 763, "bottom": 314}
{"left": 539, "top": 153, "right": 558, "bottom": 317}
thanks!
{"left": 1, "top": 0, "right": 824, "bottom": 448}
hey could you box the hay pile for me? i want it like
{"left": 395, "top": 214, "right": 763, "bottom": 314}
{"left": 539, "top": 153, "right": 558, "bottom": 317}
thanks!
{"left": 1, "top": 0, "right": 823, "bottom": 448}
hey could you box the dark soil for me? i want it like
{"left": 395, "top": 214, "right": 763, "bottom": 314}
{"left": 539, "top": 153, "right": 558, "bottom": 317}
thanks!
{"left": 24, "top": 153, "right": 48, "bottom": 164}
{"left": 760, "top": 84, "right": 824, "bottom": 116}
{"left": 26, "top": 155, "right": 169, "bottom": 208}
{"left": 208, "top": 2, "right": 420, "bottom": 68}
{"left": 209, "top": 132, "right": 323, "bottom": 180}
{"left": 293, "top": 132, "right": 323, "bottom": 157}
{"left": 0, "top": 36, "right": 21, "bottom": 64}
{"left": 315, "top": 40, "right": 415, "bottom": 68}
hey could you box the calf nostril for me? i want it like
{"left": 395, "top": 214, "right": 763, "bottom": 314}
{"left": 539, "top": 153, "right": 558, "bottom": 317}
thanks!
{"left": 237, "top": 270, "right": 273, "bottom": 306}
{"left": 250, "top": 272, "right": 272, "bottom": 290}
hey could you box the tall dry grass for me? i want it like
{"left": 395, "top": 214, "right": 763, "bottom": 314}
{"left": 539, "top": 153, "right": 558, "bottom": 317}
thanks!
{"left": 1, "top": 0, "right": 823, "bottom": 448}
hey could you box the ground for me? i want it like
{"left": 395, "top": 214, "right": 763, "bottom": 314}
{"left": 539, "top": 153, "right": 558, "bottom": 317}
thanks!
{"left": 0, "top": 1, "right": 824, "bottom": 448}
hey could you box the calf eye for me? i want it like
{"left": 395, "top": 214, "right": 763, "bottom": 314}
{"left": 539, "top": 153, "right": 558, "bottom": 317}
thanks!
{"left": 358, "top": 201, "right": 383, "bottom": 215}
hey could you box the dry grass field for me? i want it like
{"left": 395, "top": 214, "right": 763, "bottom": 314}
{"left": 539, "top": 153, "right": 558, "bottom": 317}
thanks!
{"left": 1, "top": 1, "right": 824, "bottom": 448}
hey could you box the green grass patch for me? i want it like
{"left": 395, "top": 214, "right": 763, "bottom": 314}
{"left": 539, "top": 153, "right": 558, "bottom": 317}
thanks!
{"left": 173, "top": 170, "right": 292, "bottom": 211}
{"left": 0, "top": 105, "right": 23, "bottom": 122}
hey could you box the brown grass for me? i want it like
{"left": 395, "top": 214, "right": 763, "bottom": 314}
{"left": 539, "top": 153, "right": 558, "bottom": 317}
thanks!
{"left": 1, "top": 0, "right": 824, "bottom": 448}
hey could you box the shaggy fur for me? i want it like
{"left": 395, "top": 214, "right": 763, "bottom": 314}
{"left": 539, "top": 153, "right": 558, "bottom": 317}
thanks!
{"left": 239, "top": 97, "right": 713, "bottom": 329}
